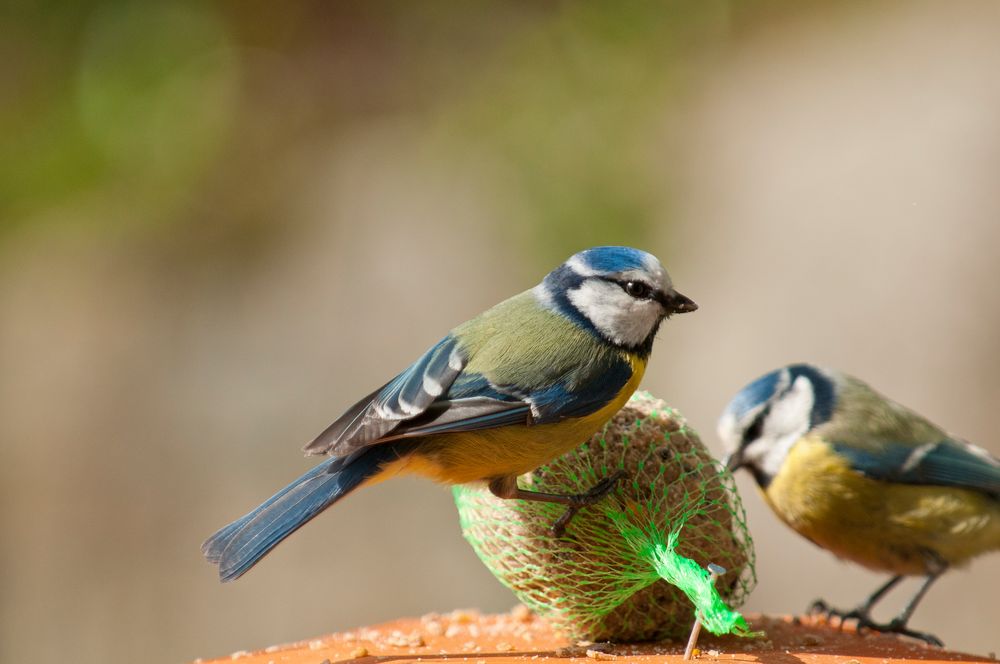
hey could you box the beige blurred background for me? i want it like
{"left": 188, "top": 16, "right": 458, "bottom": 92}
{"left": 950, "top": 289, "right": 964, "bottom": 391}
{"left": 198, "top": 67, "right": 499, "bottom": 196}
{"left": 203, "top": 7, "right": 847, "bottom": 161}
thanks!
{"left": 2, "top": 2, "right": 999, "bottom": 662}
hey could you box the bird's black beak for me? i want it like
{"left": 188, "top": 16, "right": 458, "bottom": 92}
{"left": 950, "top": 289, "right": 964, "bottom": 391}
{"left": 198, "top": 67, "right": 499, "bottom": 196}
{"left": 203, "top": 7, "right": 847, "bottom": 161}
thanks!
{"left": 660, "top": 289, "right": 698, "bottom": 315}
{"left": 723, "top": 450, "right": 744, "bottom": 473}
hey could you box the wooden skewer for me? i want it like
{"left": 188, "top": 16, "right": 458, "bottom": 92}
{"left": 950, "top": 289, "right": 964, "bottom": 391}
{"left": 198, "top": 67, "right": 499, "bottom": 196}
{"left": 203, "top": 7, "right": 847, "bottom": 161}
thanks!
{"left": 683, "top": 563, "right": 727, "bottom": 660}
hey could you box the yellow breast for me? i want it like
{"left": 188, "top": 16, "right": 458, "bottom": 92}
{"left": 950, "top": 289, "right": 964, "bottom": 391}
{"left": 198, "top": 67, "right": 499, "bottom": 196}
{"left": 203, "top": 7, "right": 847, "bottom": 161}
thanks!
{"left": 382, "top": 353, "right": 647, "bottom": 486}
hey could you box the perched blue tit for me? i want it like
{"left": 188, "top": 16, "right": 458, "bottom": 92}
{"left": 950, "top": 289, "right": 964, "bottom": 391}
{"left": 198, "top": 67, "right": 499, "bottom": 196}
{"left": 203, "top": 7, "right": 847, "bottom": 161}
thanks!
{"left": 719, "top": 364, "right": 1000, "bottom": 646}
{"left": 204, "top": 246, "right": 697, "bottom": 582}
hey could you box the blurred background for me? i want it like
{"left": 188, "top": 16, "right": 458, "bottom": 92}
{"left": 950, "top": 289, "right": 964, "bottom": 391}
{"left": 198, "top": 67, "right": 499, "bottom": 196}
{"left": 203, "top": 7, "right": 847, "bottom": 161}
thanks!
{"left": 3, "top": 1, "right": 1000, "bottom": 662}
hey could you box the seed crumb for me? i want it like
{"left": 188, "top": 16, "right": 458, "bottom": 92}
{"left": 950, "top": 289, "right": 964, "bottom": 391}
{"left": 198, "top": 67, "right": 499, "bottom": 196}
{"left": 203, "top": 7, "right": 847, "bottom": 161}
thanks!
{"left": 586, "top": 649, "right": 617, "bottom": 660}
{"left": 230, "top": 651, "right": 250, "bottom": 660}
{"left": 351, "top": 647, "right": 369, "bottom": 658}
{"left": 496, "top": 642, "right": 514, "bottom": 652}
{"left": 511, "top": 605, "right": 533, "bottom": 622}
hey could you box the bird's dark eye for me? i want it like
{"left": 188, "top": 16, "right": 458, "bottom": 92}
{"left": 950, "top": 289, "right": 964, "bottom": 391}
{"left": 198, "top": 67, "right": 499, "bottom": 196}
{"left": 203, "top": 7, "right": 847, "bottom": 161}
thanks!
{"left": 743, "top": 415, "right": 765, "bottom": 443}
{"left": 623, "top": 281, "right": 651, "bottom": 299}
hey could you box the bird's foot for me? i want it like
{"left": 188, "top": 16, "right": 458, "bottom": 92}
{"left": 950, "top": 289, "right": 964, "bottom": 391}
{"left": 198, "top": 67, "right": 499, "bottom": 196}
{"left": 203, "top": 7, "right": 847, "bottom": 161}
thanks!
{"left": 807, "top": 599, "right": 874, "bottom": 631}
{"left": 551, "top": 470, "right": 626, "bottom": 537}
{"left": 855, "top": 617, "right": 944, "bottom": 647}
{"left": 808, "top": 599, "right": 871, "bottom": 628}
{"left": 808, "top": 600, "right": 942, "bottom": 647}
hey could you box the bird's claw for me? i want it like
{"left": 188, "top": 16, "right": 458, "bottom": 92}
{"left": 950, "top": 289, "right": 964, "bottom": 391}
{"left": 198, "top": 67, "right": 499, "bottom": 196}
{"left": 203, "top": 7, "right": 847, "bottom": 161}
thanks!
{"left": 550, "top": 508, "right": 576, "bottom": 538}
{"left": 859, "top": 618, "right": 944, "bottom": 647}
{"left": 578, "top": 470, "right": 626, "bottom": 502}
{"left": 550, "top": 470, "right": 626, "bottom": 537}
{"left": 808, "top": 599, "right": 870, "bottom": 628}
{"left": 809, "top": 599, "right": 857, "bottom": 620}
{"left": 808, "top": 599, "right": 832, "bottom": 617}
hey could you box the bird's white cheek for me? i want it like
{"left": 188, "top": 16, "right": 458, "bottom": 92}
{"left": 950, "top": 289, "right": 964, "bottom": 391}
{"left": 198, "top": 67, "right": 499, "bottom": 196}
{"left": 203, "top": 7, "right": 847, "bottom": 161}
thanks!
{"left": 752, "top": 378, "right": 816, "bottom": 476}
{"left": 568, "top": 281, "right": 661, "bottom": 347}
{"left": 568, "top": 283, "right": 624, "bottom": 335}
{"left": 716, "top": 412, "right": 740, "bottom": 452}
{"left": 752, "top": 435, "right": 801, "bottom": 478}
{"left": 620, "top": 300, "right": 662, "bottom": 343}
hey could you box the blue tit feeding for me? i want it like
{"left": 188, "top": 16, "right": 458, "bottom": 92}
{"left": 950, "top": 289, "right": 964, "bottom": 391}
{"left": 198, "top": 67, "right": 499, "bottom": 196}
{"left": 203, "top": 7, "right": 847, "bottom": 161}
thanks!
{"left": 204, "top": 246, "right": 697, "bottom": 582}
{"left": 719, "top": 364, "right": 1000, "bottom": 646}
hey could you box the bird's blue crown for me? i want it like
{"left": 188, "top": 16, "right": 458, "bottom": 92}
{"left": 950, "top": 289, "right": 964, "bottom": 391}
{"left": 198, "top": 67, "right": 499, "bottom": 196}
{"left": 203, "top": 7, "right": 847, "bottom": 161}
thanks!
{"left": 541, "top": 246, "right": 659, "bottom": 296}
{"left": 726, "top": 363, "right": 837, "bottom": 428}
{"left": 725, "top": 369, "right": 783, "bottom": 421}
{"left": 574, "top": 246, "right": 657, "bottom": 275}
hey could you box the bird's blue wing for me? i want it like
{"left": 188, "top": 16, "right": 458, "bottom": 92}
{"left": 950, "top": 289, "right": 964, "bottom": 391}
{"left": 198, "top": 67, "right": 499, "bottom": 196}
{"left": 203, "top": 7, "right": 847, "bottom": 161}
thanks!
{"left": 305, "top": 335, "right": 535, "bottom": 458}
{"left": 379, "top": 349, "right": 633, "bottom": 437}
{"left": 304, "top": 335, "right": 470, "bottom": 456}
{"left": 304, "top": 335, "right": 634, "bottom": 458}
{"left": 441, "top": 349, "right": 634, "bottom": 424}
{"left": 831, "top": 439, "right": 1000, "bottom": 498}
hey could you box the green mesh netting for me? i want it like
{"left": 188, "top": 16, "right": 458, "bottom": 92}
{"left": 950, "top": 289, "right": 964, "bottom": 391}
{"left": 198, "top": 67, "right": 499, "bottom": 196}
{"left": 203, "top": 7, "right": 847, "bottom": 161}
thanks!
{"left": 453, "top": 391, "right": 758, "bottom": 642}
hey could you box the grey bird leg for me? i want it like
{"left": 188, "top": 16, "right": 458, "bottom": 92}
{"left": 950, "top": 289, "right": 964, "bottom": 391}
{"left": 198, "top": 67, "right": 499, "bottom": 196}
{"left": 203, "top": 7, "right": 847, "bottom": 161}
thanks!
{"left": 809, "top": 571, "right": 945, "bottom": 647}
{"left": 810, "top": 574, "right": 903, "bottom": 624}
{"left": 859, "top": 570, "right": 945, "bottom": 646}
{"left": 488, "top": 470, "right": 626, "bottom": 537}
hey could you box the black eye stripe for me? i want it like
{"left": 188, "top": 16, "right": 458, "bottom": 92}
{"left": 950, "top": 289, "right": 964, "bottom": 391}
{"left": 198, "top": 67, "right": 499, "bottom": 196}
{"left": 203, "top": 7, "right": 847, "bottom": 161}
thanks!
{"left": 744, "top": 417, "right": 764, "bottom": 442}
{"left": 742, "top": 405, "right": 771, "bottom": 445}
{"left": 602, "top": 278, "right": 654, "bottom": 299}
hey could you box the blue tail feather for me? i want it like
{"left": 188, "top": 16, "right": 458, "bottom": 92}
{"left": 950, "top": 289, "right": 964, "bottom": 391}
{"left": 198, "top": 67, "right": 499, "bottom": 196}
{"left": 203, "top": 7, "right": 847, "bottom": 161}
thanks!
{"left": 203, "top": 443, "right": 405, "bottom": 582}
{"left": 202, "top": 460, "right": 336, "bottom": 564}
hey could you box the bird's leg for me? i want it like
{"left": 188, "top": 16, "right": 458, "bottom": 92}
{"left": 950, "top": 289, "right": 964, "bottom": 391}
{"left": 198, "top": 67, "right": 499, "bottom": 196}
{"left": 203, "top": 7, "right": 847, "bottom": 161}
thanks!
{"left": 810, "top": 575, "right": 903, "bottom": 626}
{"left": 856, "top": 570, "right": 945, "bottom": 646}
{"left": 548, "top": 471, "right": 626, "bottom": 536}
{"left": 488, "top": 471, "right": 626, "bottom": 537}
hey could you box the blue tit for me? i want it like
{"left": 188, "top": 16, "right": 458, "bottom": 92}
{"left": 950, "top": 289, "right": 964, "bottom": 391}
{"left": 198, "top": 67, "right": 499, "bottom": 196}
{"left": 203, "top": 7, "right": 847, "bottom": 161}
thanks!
{"left": 204, "top": 246, "right": 697, "bottom": 582}
{"left": 719, "top": 364, "right": 1000, "bottom": 646}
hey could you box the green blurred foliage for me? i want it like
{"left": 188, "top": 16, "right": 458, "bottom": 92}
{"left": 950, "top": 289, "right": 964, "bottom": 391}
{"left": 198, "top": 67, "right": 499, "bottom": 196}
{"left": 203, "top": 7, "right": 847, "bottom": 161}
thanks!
{"left": 75, "top": 5, "right": 238, "bottom": 211}
{"left": 0, "top": 0, "right": 804, "bottom": 267}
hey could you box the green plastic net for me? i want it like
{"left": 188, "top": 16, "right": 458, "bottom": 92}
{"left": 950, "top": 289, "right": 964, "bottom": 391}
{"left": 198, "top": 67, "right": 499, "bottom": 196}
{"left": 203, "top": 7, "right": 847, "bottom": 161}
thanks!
{"left": 453, "top": 392, "right": 758, "bottom": 642}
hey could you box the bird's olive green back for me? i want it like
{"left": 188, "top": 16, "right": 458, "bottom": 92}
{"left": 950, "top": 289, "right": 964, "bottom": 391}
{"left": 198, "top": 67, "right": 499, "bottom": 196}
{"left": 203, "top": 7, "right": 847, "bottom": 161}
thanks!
{"left": 454, "top": 291, "right": 630, "bottom": 390}
{"left": 817, "top": 376, "right": 947, "bottom": 451}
